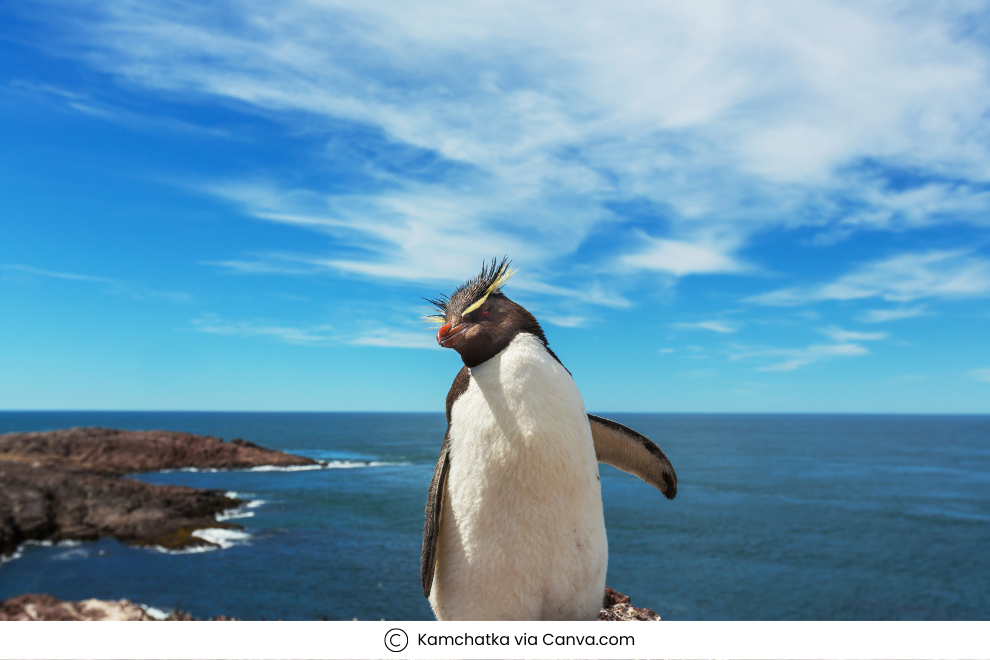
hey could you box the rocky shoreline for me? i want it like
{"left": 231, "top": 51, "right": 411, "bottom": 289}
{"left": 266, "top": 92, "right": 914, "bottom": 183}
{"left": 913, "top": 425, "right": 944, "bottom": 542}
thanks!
{"left": 0, "top": 593, "right": 237, "bottom": 621}
{"left": 0, "top": 427, "right": 318, "bottom": 558}
{"left": 0, "top": 426, "right": 663, "bottom": 621}
{"left": 0, "top": 589, "right": 655, "bottom": 621}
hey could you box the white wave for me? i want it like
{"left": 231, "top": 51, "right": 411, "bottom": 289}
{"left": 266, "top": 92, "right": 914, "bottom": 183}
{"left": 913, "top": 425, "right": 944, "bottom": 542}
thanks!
{"left": 150, "top": 544, "right": 216, "bottom": 555}
{"left": 1, "top": 539, "right": 84, "bottom": 565}
{"left": 148, "top": 527, "right": 252, "bottom": 555}
{"left": 140, "top": 605, "right": 171, "bottom": 621}
{"left": 52, "top": 548, "right": 89, "bottom": 561}
{"left": 332, "top": 460, "right": 409, "bottom": 468}
{"left": 216, "top": 510, "right": 254, "bottom": 521}
{"left": 216, "top": 498, "right": 265, "bottom": 521}
{"left": 21, "top": 539, "right": 84, "bottom": 549}
{"left": 190, "top": 528, "right": 252, "bottom": 549}
{"left": 0, "top": 548, "right": 24, "bottom": 564}
{"left": 153, "top": 460, "right": 411, "bottom": 475}
{"left": 247, "top": 464, "right": 326, "bottom": 472}
{"left": 159, "top": 464, "right": 331, "bottom": 473}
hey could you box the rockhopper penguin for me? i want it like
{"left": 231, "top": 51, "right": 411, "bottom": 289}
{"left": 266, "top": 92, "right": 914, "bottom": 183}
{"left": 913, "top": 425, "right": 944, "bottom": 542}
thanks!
{"left": 421, "top": 258, "right": 677, "bottom": 620}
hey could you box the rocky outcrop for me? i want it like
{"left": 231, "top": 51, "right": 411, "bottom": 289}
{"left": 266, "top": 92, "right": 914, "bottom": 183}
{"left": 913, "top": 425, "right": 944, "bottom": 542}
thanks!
{"left": 598, "top": 587, "right": 662, "bottom": 621}
{"left": 0, "top": 594, "right": 236, "bottom": 621}
{"left": 0, "top": 427, "right": 316, "bottom": 474}
{"left": 0, "top": 459, "right": 240, "bottom": 557}
{"left": 0, "top": 427, "right": 316, "bottom": 558}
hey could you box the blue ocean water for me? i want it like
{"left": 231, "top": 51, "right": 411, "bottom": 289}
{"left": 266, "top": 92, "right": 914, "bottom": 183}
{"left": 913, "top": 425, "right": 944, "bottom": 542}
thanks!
{"left": 0, "top": 411, "right": 988, "bottom": 620}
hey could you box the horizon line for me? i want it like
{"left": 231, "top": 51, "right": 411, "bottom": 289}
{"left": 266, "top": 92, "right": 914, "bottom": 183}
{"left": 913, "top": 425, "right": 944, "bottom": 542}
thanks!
{"left": 2, "top": 409, "right": 989, "bottom": 416}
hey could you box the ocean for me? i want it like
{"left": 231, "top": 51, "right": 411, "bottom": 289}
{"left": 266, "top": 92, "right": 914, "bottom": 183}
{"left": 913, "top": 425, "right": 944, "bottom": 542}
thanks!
{"left": 1, "top": 411, "right": 988, "bottom": 620}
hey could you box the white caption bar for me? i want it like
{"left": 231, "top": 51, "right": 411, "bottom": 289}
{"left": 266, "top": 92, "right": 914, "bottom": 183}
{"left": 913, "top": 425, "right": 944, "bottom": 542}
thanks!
{"left": 1, "top": 621, "right": 988, "bottom": 659}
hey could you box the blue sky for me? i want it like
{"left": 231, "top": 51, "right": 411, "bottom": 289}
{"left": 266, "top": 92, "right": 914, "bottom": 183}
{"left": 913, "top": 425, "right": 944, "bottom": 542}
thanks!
{"left": 2, "top": 2, "right": 989, "bottom": 412}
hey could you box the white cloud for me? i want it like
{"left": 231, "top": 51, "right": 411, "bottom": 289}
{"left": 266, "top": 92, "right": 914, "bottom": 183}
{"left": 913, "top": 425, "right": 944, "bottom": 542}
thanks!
{"left": 192, "top": 313, "right": 441, "bottom": 349}
{"left": 621, "top": 236, "right": 743, "bottom": 277}
{"left": 542, "top": 315, "right": 587, "bottom": 328}
{"left": 748, "top": 250, "right": 990, "bottom": 306}
{"left": 192, "top": 314, "right": 335, "bottom": 345}
{"left": 860, "top": 306, "right": 928, "bottom": 323}
{"left": 970, "top": 368, "right": 990, "bottom": 383}
{"left": 2, "top": 263, "right": 192, "bottom": 303}
{"left": 2, "top": 264, "right": 115, "bottom": 284}
{"left": 29, "top": 1, "right": 990, "bottom": 296}
{"left": 821, "top": 325, "right": 888, "bottom": 342}
{"left": 350, "top": 329, "right": 438, "bottom": 350}
{"left": 734, "top": 342, "right": 870, "bottom": 372}
{"left": 672, "top": 321, "right": 737, "bottom": 333}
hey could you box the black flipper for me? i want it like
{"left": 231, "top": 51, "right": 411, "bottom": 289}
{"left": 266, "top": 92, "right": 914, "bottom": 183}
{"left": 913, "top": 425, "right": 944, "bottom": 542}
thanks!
{"left": 421, "top": 367, "right": 471, "bottom": 598}
{"left": 588, "top": 414, "right": 677, "bottom": 499}
{"left": 420, "top": 436, "right": 450, "bottom": 598}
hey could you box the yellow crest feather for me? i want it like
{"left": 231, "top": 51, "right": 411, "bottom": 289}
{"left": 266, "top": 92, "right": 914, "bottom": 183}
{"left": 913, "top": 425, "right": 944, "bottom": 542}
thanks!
{"left": 421, "top": 314, "right": 447, "bottom": 326}
{"left": 461, "top": 266, "right": 516, "bottom": 315}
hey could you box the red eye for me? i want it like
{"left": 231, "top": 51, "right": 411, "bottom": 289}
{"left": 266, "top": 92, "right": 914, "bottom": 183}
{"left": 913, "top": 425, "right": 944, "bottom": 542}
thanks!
{"left": 480, "top": 309, "right": 490, "bottom": 317}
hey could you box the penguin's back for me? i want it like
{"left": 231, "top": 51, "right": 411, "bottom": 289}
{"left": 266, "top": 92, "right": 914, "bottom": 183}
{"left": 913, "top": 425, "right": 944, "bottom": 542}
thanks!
{"left": 429, "top": 332, "right": 607, "bottom": 620}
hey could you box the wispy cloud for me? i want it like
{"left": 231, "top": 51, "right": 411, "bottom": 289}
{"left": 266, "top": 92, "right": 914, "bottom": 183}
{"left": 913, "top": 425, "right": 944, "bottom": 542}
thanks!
{"left": 7, "top": 80, "right": 236, "bottom": 138}
{"left": 350, "top": 329, "right": 438, "bottom": 350}
{"left": 27, "top": 1, "right": 990, "bottom": 301}
{"left": 821, "top": 326, "right": 887, "bottom": 342}
{"left": 970, "top": 368, "right": 990, "bottom": 383}
{"left": 672, "top": 320, "right": 737, "bottom": 334}
{"left": 191, "top": 314, "right": 440, "bottom": 349}
{"left": 192, "top": 314, "right": 334, "bottom": 345}
{"left": 733, "top": 342, "right": 870, "bottom": 372}
{"left": 2, "top": 264, "right": 192, "bottom": 303}
{"left": 621, "top": 235, "right": 744, "bottom": 277}
{"left": 2, "top": 264, "right": 115, "bottom": 284}
{"left": 202, "top": 255, "right": 327, "bottom": 277}
{"left": 542, "top": 315, "right": 587, "bottom": 328}
{"left": 748, "top": 251, "right": 990, "bottom": 306}
{"left": 859, "top": 306, "right": 928, "bottom": 323}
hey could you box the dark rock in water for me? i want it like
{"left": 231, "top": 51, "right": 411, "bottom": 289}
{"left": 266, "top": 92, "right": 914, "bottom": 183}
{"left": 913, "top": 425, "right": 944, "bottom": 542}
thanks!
{"left": 0, "top": 460, "right": 239, "bottom": 557}
{"left": 0, "top": 427, "right": 316, "bottom": 558}
{"left": 598, "top": 587, "right": 662, "bottom": 621}
{"left": 0, "top": 593, "right": 236, "bottom": 621}
{"left": 0, "top": 426, "right": 316, "bottom": 474}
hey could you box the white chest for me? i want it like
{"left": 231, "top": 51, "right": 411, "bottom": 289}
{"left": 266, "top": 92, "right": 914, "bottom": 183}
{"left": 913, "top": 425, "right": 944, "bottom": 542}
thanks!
{"left": 430, "top": 333, "right": 608, "bottom": 620}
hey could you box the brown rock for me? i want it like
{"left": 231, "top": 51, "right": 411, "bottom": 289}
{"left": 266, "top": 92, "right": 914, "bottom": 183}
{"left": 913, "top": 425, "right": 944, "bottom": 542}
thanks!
{"left": 0, "top": 460, "right": 240, "bottom": 557}
{"left": 0, "top": 427, "right": 316, "bottom": 474}
{"left": 0, "top": 427, "right": 317, "bottom": 558}
{"left": 0, "top": 594, "right": 236, "bottom": 621}
{"left": 598, "top": 587, "right": 662, "bottom": 621}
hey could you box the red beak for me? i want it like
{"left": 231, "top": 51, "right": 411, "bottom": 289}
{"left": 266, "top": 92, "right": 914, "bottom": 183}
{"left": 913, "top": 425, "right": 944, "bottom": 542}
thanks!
{"left": 437, "top": 322, "right": 469, "bottom": 348}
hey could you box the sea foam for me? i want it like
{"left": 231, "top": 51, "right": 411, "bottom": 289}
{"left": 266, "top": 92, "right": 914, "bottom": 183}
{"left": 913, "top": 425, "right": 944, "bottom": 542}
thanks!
{"left": 190, "top": 528, "right": 252, "bottom": 549}
{"left": 157, "top": 459, "right": 408, "bottom": 474}
{"left": 216, "top": 498, "right": 265, "bottom": 521}
{"left": 139, "top": 604, "right": 171, "bottom": 620}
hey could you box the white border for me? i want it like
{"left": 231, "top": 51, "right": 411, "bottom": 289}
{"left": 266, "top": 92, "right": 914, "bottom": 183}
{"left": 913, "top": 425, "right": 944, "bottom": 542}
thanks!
{"left": 0, "top": 621, "right": 988, "bottom": 660}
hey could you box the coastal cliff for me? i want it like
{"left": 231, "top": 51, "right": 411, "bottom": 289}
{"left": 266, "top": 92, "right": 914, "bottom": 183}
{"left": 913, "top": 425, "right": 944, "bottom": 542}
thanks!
{"left": 0, "top": 427, "right": 317, "bottom": 557}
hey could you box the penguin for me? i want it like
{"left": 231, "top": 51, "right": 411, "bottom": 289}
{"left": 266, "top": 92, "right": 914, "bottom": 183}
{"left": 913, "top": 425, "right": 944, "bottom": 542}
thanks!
{"left": 421, "top": 258, "right": 677, "bottom": 621}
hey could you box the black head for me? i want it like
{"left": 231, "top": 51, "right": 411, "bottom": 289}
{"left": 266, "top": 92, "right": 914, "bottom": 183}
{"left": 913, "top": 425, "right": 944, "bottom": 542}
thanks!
{"left": 424, "top": 258, "right": 559, "bottom": 369}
